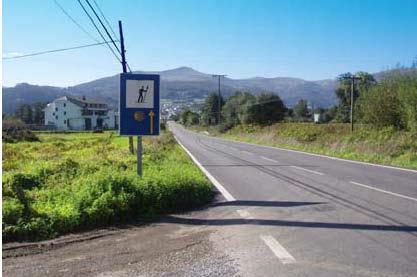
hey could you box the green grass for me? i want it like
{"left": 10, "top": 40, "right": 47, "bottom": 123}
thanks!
{"left": 2, "top": 131, "right": 213, "bottom": 242}
{"left": 194, "top": 123, "right": 417, "bottom": 170}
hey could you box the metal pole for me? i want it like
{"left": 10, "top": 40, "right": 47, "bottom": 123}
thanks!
{"left": 350, "top": 78, "right": 354, "bottom": 132}
{"left": 217, "top": 76, "right": 221, "bottom": 125}
{"left": 137, "top": 136, "right": 142, "bottom": 176}
{"left": 118, "top": 20, "right": 134, "bottom": 155}
{"left": 118, "top": 21, "right": 127, "bottom": 73}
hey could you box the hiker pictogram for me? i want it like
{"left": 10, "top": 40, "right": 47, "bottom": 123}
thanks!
{"left": 138, "top": 85, "right": 149, "bottom": 103}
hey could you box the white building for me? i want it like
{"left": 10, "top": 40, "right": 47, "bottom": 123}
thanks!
{"left": 44, "top": 96, "right": 118, "bottom": 130}
{"left": 314, "top": 113, "right": 323, "bottom": 123}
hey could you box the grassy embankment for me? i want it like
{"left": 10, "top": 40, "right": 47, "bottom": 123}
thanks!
{"left": 192, "top": 123, "right": 417, "bottom": 169}
{"left": 2, "top": 131, "right": 213, "bottom": 242}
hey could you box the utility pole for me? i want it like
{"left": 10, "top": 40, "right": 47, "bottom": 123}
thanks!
{"left": 341, "top": 74, "right": 361, "bottom": 132}
{"left": 212, "top": 74, "right": 226, "bottom": 124}
{"left": 311, "top": 102, "right": 314, "bottom": 122}
{"left": 119, "top": 20, "right": 135, "bottom": 156}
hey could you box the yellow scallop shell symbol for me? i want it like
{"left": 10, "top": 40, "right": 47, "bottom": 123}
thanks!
{"left": 134, "top": 111, "right": 145, "bottom": 121}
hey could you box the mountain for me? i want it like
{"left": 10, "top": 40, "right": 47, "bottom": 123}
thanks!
{"left": 3, "top": 66, "right": 340, "bottom": 114}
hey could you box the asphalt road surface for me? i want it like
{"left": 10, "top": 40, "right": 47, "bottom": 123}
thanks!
{"left": 3, "top": 123, "right": 417, "bottom": 277}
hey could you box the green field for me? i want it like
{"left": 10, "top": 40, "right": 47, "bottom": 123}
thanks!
{"left": 2, "top": 131, "right": 213, "bottom": 242}
{"left": 194, "top": 123, "right": 417, "bottom": 169}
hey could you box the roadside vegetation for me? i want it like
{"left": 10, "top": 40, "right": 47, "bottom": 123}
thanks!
{"left": 2, "top": 118, "right": 40, "bottom": 143}
{"left": 222, "top": 123, "right": 417, "bottom": 169}
{"left": 2, "top": 131, "right": 213, "bottom": 242}
{"left": 179, "top": 66, "right": 417, "bottom": 169}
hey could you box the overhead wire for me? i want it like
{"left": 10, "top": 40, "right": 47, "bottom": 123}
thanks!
{"left": 84, "top": 0, "right": 133, "bottom": 72}
{"left": 92, "top": 0, "right": 118, "bottom": 39}
{"left": 77, "top": 0, "right": 122, "bottom": 64}
{"left": 52, "top": 0, "right": 100, "bottom": 43}
{"left": 3, "top": 41, "right": 119, "bottom": 60}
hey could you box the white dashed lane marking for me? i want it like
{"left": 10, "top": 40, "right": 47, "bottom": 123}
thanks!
{"left": 349, "top": 181, "right": 417, "bottom": 202}
{"left": 291, "top": 166, "right": 324, "bottom": 176}
{"left": 260, "top": 235, "right": 296, "bottom": 264}
{"left": 260, "top": 156, "right": 278, "bottom": 163}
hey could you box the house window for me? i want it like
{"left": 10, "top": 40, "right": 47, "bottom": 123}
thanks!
{"left": 55, "top": 116, "right": 58, "bottom": 120}
{"left": 63, "top": 103, "right": 66, "bottom": 107}
{"left": 64, "top": 111, "right": 66, "bottom": 115}
{"left": 64, "top": 120, "right": 66, "bottom": 124}
{"left": 52, "top": 112, "right": 55, "bottom": 116}
{"left": 55, "top": 107, "right": 58, "bottom": 111}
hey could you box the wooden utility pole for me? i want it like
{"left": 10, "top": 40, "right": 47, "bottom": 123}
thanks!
{"left": 341, "top": 74, "right": 361, "bottom": 132}
{"left": 119, "top": 20, "right": 134, "bottom": 154}
{"left": 212, "top": 74, "right": 226, "bottom": 124}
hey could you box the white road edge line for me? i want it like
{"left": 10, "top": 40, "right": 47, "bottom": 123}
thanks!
{"left": 349, "top": 181, "right": 417, "bottom": 202}
{"left": 291, "top": 166, "right": 324, "bottom": 176}
{"left": 236, "top": 209, "right": 254, "bottom": 220}
{"left": 260, "top": 235, "right": 296, "bottom": 264}
{"left": 240, "top": 150, "right": 254, "bottom": 155}
{"left": 261, "top": 156, "right": 278, "bottom": 163}
{"left": 173, "top": 135, "right": 236, "bottom": 201}
{"left": 202, "top": 133, "right": 417, "bottom": 174}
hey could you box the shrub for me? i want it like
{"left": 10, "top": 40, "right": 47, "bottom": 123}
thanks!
{"left": 3, "top": 199, "right": 25, "bottom": 225}
{"left": 2, "top": 118, "right": 39, "bottom": 143}
{"left": 2, "top": 131, "right": 213, "bottom": 242}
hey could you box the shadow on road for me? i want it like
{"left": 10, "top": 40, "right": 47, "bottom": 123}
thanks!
{"left": 160, "top": 216, "right": 417, "bottom": 232}
{"left": 210, "top": 200, "right": 325, "bottom": 207}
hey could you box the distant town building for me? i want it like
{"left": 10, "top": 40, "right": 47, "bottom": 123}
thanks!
{"left": 313, "top": 113, "right": 323, "bottom": 123}
{"left": 44, "top": 96, "right": 118, "bottom": 130}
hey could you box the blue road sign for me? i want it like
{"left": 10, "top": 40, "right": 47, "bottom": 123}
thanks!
{"left": 119, "top": 73, "right": 160, "bottom": 136}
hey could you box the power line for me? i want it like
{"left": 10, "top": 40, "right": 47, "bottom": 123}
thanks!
{"left": 77, "top": 0, "right": 122, "bottom": 63}
{"left": 52, "top": 0, "right": 100, "bottom": 43}
{"left": 3, "top": 41, "right": 118, "bottom": 60}
{"left": 84, "top": 0, "right": 132, "bottom": 72}
{"left": 92, "top": 0, "right": 117, "bottom": 39}
{"left": 85, "top": 0, "right": 121, "bottom": 54}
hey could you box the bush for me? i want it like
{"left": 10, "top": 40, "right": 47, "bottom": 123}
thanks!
{"left": 2, "top": 118, "right": 39, "bottom": 143}
{"left": 358, "top": 70, "right": 417, "bottom": 131}
{"left": 160, "top": 121, "right": 167, "bottom": 131}
{"left": 2, "top": 132, "right": 213, "bottom": 242}
{"left": 3, "top": 199, "right": 25, "bottom": 225}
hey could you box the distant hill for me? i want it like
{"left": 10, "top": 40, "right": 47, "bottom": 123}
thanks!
{"left": 3, "top": 66, "right": 344, "bottom": 114}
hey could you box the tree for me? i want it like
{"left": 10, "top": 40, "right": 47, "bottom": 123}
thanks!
{"left": 243, "top": 92, "right": 286, "bottom": 125}
{"left": 201, "top": 93, "right": 225, "bottom": 125}
{"left": 322, "top": 106, "right": 337, "bottom": 123}
{"left": 357, "top": 71, "right": 417, "bottom": 131}
{"left": 357, "top": 81, "right": 402, "bottom": 128}
{"left": 293, "top": 99, "right": 309, "bottom": 119}
{"left": 356, "top": 71, "right": 377, "bottom": 91}
{"left": 180, "top": 108, "right": 200, "bottom": 126}
{"left": 32, "top": 102, "right": 47, "bottom": 125}
{"left": 222, "top": 91, "right": 255, "bottom": 128}
{"left": 334, "top": 72, "right": 376, "bottom": 122}
{"left": 15, "top": 104, "right": 33, "bottom": 124}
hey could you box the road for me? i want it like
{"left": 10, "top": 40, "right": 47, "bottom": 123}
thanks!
{"left": 169, "top": 123, "right": 417, "bottom": 276}
{"left": 3, "top": 123, "right": 417, "bottom": 276}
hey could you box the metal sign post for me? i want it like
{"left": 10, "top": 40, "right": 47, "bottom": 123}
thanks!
{"left": 119, "top": 74, "right": 160, "bottom": 176}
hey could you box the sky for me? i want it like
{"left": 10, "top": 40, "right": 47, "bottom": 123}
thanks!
{"left": 3, "top": 0, "right": 417, "bottom": 87}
